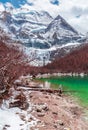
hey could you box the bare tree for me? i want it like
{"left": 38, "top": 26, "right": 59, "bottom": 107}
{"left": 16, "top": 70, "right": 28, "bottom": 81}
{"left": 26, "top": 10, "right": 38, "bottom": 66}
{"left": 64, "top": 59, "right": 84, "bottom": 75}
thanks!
{"left": 0, "top": 41, "right": 37, "bottom": 95}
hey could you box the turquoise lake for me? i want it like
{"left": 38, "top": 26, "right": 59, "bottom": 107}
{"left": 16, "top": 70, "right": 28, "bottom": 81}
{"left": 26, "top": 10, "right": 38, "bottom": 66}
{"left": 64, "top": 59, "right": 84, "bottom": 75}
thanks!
{"left": 40, "top": 76, "right": 88, "bottom": 107}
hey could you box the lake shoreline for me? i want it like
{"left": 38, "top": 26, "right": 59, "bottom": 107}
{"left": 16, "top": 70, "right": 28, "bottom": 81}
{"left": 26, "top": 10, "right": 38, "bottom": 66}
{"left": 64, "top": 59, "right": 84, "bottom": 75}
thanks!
{"left": 18, "top": 76, "right": 88, "bottom": 130}
{"left": 29, "top": 87, "right": 88, "bottom": 130}
{"left": 0, "top": 75, "right": 88, "bottom": 130}
{"left": 36, "top": 72, "right": 88, "bottom": 79}
{"left": 37, "top": 75, "right": 88, "bottom": 107}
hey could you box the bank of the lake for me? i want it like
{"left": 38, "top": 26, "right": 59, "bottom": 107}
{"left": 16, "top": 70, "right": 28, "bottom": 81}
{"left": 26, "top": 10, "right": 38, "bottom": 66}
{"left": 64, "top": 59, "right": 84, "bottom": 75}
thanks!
{"left": 13, "top": 75, "right": 88, "bottom": 130}
{"left": 39, "top": 76, "right": 88, "bottom": 107}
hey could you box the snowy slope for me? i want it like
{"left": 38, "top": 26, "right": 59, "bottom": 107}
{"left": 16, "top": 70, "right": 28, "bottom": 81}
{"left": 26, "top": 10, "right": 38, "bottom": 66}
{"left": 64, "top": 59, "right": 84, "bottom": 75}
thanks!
{"left": 0, "top": 86, "right": 37, "bottom": 130}
{"left": 43, "top": 15, "right": 85, "bottom": 45}
{"left": 0, "top": 9, "right": 86, "bottom": 66}
{"left": 0, "top": 10, "right": 53, "bottom": 48}
{"left": 22, "top": 42, "right": 83, "bottom": 66}
{"left": 0, "top": 10, "right": 86, "bottom": 48}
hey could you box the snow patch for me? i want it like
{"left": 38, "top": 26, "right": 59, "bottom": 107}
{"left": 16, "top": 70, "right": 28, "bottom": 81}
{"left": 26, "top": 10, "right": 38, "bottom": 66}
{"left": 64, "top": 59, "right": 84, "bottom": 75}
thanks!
{"left": 0, "top": 108, "right": 23, "bottom": 130}
{"left": 0, "top": 86, "right": 37, "bottom": 130}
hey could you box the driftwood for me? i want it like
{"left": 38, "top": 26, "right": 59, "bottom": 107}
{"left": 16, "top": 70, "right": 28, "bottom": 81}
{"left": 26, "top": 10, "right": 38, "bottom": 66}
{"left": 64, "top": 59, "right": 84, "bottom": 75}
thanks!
{"left": 17, "top": 85, "right": 42, "bottom": 89}
{"left": 17, "top": 86, "right": 77, "bottom": 95}
{"left": 9, "top": 101, "right": 29, "bottom": 110}
{"left": 9, "top": 93, "right": 29, "bottom": 110}
{"left": 28, "top": 88, "right": 63, "bottom": 93}
{"left": 26, "top": 88, "right": 77, "bottom": 93}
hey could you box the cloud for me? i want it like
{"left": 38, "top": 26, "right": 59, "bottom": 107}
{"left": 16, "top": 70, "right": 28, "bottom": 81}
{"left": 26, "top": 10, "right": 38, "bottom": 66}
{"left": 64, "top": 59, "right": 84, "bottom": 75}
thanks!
{"left": 1, "top": 0, "right": 88, "bottom": 33}
{"left": 58, "top": 0, "right": 88, "bottom": 33}
{"left": 0, "top": 3, "right": 5, "bottom": 11}
{"left": 26, "top": 0, "right": 59, "bottom": 16}
{"left": 24, "top": 0, "right": 88, "bottom": 33}
{"left": 5, "top": 2, "right": 14, "bottom": 9}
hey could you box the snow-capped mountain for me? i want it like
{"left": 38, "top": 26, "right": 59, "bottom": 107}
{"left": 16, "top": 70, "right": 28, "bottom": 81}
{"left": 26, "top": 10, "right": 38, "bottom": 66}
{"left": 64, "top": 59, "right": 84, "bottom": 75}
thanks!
{"left": 0, "top": 10, "right": 53, "bottom": 48}
{"left": 17, "top": 12, "right": 85, "bottom": 48}
{"left": 44, "top": 15, "right": 83, "bottom": 45}
{"left": 0, "top": 8, "right": 87, "bottom": 66}
{"left": 0, "top": 9, "right": 86, "bottom": 48}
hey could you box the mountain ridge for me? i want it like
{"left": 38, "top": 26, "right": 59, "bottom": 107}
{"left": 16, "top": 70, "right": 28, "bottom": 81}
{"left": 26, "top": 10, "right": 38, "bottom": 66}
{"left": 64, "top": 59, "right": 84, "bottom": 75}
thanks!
{"left": 0, "top": 10, "right": 85, "bottom": 48}
{"left": 0, "top": 9, "right": 87, "bottom": 66}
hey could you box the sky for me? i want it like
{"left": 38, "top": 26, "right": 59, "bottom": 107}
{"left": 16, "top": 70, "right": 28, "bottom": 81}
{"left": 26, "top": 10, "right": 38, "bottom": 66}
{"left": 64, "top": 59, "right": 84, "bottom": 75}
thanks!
{"left": 0, "top": 0, "right": 88, "bottom": 34}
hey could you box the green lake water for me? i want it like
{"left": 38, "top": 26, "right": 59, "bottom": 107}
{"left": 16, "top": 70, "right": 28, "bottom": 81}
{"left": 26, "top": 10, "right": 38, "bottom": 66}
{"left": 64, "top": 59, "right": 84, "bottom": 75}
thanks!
{"left": 40, "top": 76, "right": 88, "bottom": 107}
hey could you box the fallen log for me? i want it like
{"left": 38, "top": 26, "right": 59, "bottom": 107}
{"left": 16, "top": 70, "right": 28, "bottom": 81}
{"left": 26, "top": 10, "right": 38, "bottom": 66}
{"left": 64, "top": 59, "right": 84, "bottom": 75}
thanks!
{"left": 15, "top": 84, "right": 42, "bottom": 89}
{"left": 28, "top": 88, "right": 77, "bottom": 93}
{"left": 17, "top": 87, "right": 77, "bottom": 94}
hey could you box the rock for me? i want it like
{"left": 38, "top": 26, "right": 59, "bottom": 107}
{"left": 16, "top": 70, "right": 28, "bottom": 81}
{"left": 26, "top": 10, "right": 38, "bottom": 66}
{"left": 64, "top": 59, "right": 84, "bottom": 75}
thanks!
{"left": 45, "top": 95, "right": 49, "bottom": 98}
{"left": 52, "top": 112, "right": 58, "bottom": 115}
{"left": 12, "top": 93, "right": 28, "bottom": 110}
{"left": 20, "top": 115, "right": 26, "bottom": 121}
{"left": 53, "top": 103, "right": 58, "bottom": 106}
{"left": 56, "top": 97, "right": 61, "bottom": 100}
{"left": 58, "top": 120, "right": 64, "bottom": 126}
{"left": 37, "top": 113, "right": 45, "bottom": 117}
{"left": 53, "top": 124, "right": 58, "bottom": 128}
{"left": 36, "top": 104, "right": 49, "bottom": 112}
{"left": 4, "top": 125, "right": 10, "bottom": 127}
{"left": 20, "top": 102, "right": 29, "bottom": 110}
{"left": 28, "top": 119, "right": 32, "bottom": 122}
{"left": 3, "top": 127, "right": 7, "bottom": 130}
{"left": 70, "top": 106, "right": 81, "bottom": 116}
{"left": 30, "top": 95, "right": 33, "bottom": 98}
{"left": 20, "top": 124, "right": 24, "bottom": 126}
{"left": 56, "top": 120, "right": 64, "bottom": 126}
{"left": 54, "top": 125, "right": 57, "bottom": 128}
{"left": 64, "top": 128, "right": 71, "bottom": 130}
{"left": 37, "top": 120, "right": 42, "bottom": 124}
{"left": 28, "top": 117, "right": 34, "bottom": 122}
{"left": 9, "top": 101, "right": 21, "bottom": 108}
{"left": 3, "top": 124, "right": 10, "bottom": 130}
{"left": 82, "top": 116, "right": 88, "bottom": 121}
{"left": 16, "top": 112, "right": 19, "bottom": 115}
{"left": 36, "top": 106, "right": 43, "bottom": 112}
{"left": 14, "top": 80, "right": 22, "bottom": 86}
{"left": 42, "top": 105, "right": 49, "bottom": 111}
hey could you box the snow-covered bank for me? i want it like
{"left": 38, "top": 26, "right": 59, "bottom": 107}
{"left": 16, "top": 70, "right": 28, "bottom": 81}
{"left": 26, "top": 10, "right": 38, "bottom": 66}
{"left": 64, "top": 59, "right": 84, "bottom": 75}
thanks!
{"left": 36, "top": 72, "right": 87, "bottom": 78}
{"left": 1, "top": 74, "right": 88, "bottom": 130}
{"left": 0, "top": 108, "right": 23, "bottom": 130}
{"left": 0, "top": 107, "right": 37, "bottom": 130}
{"left": 0, "top": 86, "right": 37, "bottom": 130}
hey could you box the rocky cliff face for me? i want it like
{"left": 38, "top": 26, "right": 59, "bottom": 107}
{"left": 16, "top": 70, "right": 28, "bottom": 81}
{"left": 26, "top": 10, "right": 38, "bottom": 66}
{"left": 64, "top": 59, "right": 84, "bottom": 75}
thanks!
{"left": 0, "top": 10, "right": 85, "bottom": 47}
{"left": 0, "top": 9, "right": 86, "bottom": 66}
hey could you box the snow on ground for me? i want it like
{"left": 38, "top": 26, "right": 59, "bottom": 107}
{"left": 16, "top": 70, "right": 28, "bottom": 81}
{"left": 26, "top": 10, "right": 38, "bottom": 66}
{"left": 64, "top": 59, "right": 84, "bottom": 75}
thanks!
{"left": 0, "top": 85, "right": 38, "bottom": 130}
{"left": 0, "top": 108, "right": 23, "bottom": 130}
{"left": 22, "top": 42, "right": 82, "bottom": 66}
{"left": 0, "top": 105, "right": 37, "bottom": 130}
{"left": 0, "top": 103, "right": 36, "bottom": 130}
{"left": 3, "top": 39, "right": 82, "bottom": 67}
